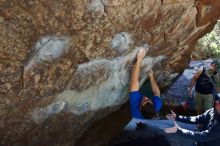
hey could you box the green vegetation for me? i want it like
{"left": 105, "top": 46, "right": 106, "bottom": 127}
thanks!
{"left": 197, "top": 20, "right": 220, "bottom": 58}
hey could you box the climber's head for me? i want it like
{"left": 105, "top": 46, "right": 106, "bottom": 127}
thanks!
{"left": 140, "top": 96, "right": 156, "bottom": 119}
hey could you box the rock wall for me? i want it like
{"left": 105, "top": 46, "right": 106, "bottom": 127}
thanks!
{"left": 0, "top": 0, "right": 220, "bottom": 145}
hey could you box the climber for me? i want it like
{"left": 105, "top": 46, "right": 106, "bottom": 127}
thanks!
{"left": 129, "top": 48, "right": 162, "bottom": 119}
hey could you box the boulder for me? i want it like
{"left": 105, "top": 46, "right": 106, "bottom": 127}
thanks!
{"left": 0, "top": 0, "right": 220, "bottom": 145}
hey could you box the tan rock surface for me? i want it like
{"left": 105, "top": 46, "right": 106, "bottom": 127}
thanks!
{"left": 0, "top": 0, "right": 220, "bottom": 145}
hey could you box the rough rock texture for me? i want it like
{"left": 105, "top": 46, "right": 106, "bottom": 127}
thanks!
{"left": 1, "top": 0, "right": 220, "bottom": 146}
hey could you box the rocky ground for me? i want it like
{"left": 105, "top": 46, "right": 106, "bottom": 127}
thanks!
{"left": 110, "top": 119, "right": 196, "bottom": 146}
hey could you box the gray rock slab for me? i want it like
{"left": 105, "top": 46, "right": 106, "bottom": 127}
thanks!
{"left": 114, "top": 118, "right": 196, "bottom": 146}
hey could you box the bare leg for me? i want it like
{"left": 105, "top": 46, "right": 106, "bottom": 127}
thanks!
{"left": 130, "top": 48, "right": 146, "bottom": 92}
{"left": 149, "top": 70, "right": 160, "bottom": 96}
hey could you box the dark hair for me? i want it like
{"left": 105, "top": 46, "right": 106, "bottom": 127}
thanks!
{"left": 211, "top": 60, "right": 218, "bottom": 70}
{"left": 211, "top": 60, "right": 217, "bottom": 66}
{"left": 214, "top": 93, "right": 220, "bottom": 102}
{"left": 140, "top": 102, "right": 156, "bottom": 119}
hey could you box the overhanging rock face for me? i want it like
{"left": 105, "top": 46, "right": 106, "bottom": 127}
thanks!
{"left": 0, "top": 0, "right": 220, "bottom": 145}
